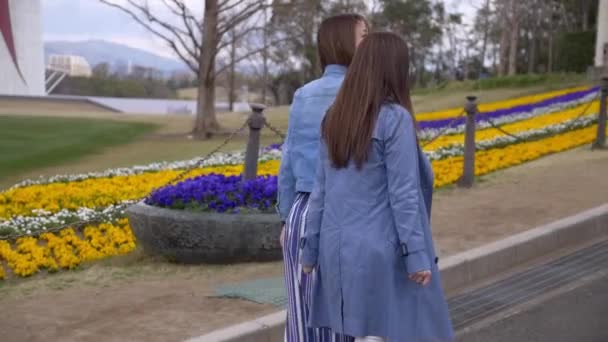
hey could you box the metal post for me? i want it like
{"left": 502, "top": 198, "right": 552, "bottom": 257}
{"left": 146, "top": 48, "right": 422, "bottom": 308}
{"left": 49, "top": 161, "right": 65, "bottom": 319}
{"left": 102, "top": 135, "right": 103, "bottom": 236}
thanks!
{"left": 459, "top": 96, "right": 478, "bottom": 188}
{"left": 592, "top": 77, "right": 608, "bottom": 150}
{"left": 243, "top": 103, "right": 266, "bottom": 181}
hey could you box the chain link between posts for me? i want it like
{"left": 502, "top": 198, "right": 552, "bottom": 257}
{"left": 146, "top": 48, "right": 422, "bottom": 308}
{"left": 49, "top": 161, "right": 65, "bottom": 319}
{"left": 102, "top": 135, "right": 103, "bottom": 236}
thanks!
{"left": 482, "top": 90, "right": 601, "bottom": 144}
{"left": 421, "top": 110, "right": 467, "bottom": 147}
{"left": 264, "top": 121, "right": 287, "bottom": 140}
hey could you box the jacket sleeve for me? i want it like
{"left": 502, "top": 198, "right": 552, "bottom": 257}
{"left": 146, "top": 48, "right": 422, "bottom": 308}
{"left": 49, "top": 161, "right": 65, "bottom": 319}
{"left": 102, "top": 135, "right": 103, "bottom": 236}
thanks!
{"left": 384, "top": 106, "right": 431, "bottom": 275}
{"left": 276, "top": 92, "right": 300, "bottom": 222}
{"left": 300, "top": 140, "right": 326, "bottom": 267}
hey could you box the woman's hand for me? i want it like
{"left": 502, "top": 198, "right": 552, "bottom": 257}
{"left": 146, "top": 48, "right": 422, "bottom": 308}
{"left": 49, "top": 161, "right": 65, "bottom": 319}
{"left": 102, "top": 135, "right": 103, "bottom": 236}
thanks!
{"left": 303, "top": 265, "right": 314, "bottom": 274}
{"left": 409, "top": 270, "right": 432, "bottom": 286}
{"left": 279, "top": 224, "right": 285, "bottom": 248}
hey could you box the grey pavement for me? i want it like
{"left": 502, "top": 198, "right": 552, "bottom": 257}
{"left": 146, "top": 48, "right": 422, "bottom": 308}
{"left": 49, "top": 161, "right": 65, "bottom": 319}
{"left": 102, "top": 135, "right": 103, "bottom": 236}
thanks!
{"left": 456, "top": 270, "right": 608, "bottom": 342}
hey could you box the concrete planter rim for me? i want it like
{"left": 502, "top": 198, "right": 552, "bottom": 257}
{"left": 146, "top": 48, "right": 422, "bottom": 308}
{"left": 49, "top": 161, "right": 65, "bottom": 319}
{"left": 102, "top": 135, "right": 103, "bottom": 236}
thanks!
{"left": 126, "top": 201, "right": 282, "bottom": 264}
{"left": 127, "top": 201, "right": 278, "bottom": 221}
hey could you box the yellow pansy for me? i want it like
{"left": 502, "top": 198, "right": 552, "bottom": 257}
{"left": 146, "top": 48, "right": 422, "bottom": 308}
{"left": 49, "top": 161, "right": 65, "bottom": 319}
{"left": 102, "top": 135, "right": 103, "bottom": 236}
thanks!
{"left": 0, "top": 219, "right": 136, "bottom": 279}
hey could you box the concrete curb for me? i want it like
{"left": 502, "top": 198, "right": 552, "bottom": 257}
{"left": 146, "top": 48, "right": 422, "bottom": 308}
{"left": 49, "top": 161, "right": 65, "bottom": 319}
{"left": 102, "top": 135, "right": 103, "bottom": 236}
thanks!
{"left": 187, "top": 203, "right": 608, "bottom": 342}
{"left": 440, "top": 203, "right": 608, "bottom": 292}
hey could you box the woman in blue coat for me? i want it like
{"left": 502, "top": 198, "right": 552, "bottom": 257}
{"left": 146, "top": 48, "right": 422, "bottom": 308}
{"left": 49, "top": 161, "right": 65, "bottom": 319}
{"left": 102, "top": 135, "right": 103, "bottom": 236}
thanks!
{"left": 278, "top": 13, "right": 369, "bottom": 342}
{"left": 300, "top": 32, "right": 454, "bottom": 342}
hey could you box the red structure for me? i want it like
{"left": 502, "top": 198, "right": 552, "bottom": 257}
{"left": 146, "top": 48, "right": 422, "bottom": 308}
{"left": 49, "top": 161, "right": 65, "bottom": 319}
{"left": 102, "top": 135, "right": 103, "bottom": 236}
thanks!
{"left": 0, "top": 0, "right": 25, "bottom": 84}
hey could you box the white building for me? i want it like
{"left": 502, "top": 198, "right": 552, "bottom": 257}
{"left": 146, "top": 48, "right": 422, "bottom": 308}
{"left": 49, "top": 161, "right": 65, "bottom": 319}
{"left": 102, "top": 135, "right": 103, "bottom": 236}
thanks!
{"left": 0, "top": 0, "right": 45, "bottom": 96}
{"left": 48, "top": 54, "right": 93, "bottom": 77}
{"left": 596, "top": 0, "right": 608, "bottom": 68}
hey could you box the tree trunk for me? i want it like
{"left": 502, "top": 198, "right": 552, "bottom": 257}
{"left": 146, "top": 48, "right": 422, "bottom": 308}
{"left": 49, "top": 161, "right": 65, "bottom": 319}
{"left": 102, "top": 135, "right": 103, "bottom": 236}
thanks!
{"left": 498, "top": 0, "right": 511, "bottom": 76}
{"left": 581, "top": 0, "right": 590, "bottom": 31}
{"left": 303, "top": 0, "right": 321, "bottom": 79}
{"left": 261, "top": 6, "right": 268, "bottom": 104}
{"left": 508, "top": 0, "right": 519, "bottom": 76}
{"left": 493, "top": 45, "right": 499, "bottom": 72}
{"left": 478, "top": 0, "right": 491, "bottom": 77}
{"left": 498, "top": 31, "right": 509, "bottom": 75}
{"left": 417, "top": 54, "right": 426, "bottom": 86}
{"left": 528, "top": 2, "right": 543, "bottom": 74}
{"left": 435, "top": 43, "right": 443, "bottom": 83}
{"left": 228, "top": 29, "right": 237, "bottom": 112}
{"left": 548, "top": 30, "right": 554, "bottom": 73}
{"left": 463, "top": 44, "right": 470, "bottom": 80}
{"left": 528, "top": 35, "right": 536, "bottom": 74}
{"left": 194, "top": 0, "right": 220, "bottom": 138}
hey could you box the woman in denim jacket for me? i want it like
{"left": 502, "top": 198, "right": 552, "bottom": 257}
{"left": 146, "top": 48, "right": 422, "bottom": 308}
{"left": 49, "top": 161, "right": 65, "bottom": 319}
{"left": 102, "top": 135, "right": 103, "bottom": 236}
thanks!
{"left": 301, "top": 32, "right": 453, "bottom": 342}
{"left": 277, "top": 13, "right": 369, "bottom": 342}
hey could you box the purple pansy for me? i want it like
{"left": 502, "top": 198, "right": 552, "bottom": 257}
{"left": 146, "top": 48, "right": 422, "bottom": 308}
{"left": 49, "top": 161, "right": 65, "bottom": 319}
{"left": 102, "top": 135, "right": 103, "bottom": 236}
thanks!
{"left": 146, "top": 173, "right": 278, "bottom": 213}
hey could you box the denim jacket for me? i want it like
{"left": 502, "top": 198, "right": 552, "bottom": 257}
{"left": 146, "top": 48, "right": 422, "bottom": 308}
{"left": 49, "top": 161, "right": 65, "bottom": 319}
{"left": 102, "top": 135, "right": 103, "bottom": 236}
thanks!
{"left": 276, "top": 64, "right": 347, "bottom": 221}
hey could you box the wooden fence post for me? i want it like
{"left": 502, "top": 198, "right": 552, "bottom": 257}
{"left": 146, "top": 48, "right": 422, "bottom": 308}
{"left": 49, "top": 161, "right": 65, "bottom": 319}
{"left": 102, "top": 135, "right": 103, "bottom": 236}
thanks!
{"left": 243, "top": 103, "right": 266, "bottom": 181}
{"left": 458, "top": 96, "right": 478, "bottom": 188}
{"left": 592, "top": 77, "right": 608, "bottom": 150}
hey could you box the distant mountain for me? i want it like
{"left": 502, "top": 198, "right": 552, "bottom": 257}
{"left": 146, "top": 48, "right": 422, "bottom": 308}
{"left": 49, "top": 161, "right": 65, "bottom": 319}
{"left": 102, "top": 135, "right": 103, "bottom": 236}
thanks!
{"left": 44, "top": 40, "right": 188, "bottom": 75}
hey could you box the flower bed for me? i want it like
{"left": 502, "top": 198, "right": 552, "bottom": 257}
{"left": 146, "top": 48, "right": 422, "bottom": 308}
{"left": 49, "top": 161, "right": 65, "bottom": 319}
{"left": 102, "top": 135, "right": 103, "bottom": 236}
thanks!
{"left": 417, "top": 86, "right": 597, "bottom": 132}
{"left": 417, "top": 87, "right": 598, "bottom": 139}
{"left": 146, "top": 174, "right": 278, "bottom": 213}
{"left": 415, "top": 86, "right": 590, "bottom": 122}
{"left": 425, "top": 100, "right": 600, "bottom": 159}
{"left": 0, "top": 85, "right": 604, "bottom": 279}
{"left": 0, "top": 219, "right": 134, "bottom": 279}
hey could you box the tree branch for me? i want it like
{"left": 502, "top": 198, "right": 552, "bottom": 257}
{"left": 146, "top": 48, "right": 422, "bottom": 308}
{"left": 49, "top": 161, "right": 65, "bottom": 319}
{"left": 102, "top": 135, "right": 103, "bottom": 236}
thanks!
{"left": 164, "top": 0, "right": 202, "bottom": 31}
{"left": 217, "top": 1, "right": 268, "bottom": 37}
{"left": 217, "top": 26, "right": 264, "bottom": 51}
{"left": 166, "top": 0, "right": 202, "bottom": 50}
{"left": 125, "top": 0, "right": 200, "bottom": 56}
{"left": 218, "top": 0, "right": 247, "bottom": 14}
{"left": 125, "top": 0, "right": 189, "bottom": 35}
{"left": 215, "top": 36, "right": 292, "bottom": 75}
{"left": 99, "top": 0, "right": 199, "bottom": 72}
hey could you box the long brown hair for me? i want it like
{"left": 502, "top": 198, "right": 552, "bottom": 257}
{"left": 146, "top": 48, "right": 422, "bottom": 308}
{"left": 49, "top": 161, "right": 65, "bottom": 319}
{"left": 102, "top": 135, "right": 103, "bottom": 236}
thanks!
{"left": 322, "top": 32, "right": 415, "bottom": 169}
{"left": 318, "top": 13, "right": 368, "bottom": 70}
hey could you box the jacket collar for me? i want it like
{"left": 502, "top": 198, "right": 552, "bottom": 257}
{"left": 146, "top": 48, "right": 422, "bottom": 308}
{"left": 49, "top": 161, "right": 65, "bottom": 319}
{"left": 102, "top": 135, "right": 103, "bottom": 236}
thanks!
{"left": 322, "top": 64, "right": 348, "bottom": 77}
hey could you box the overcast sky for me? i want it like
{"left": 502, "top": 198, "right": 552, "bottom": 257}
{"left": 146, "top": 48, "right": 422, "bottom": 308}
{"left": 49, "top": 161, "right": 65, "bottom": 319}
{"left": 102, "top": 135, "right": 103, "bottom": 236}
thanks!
{"left": 42, "top": 0, "right": 481, "bottom": 59}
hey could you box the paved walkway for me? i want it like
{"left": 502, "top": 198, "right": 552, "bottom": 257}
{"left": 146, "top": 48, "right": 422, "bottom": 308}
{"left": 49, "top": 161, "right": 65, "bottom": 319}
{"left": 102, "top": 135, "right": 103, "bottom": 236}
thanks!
{"left": 457, "top": 269, "right": 608, "bottom": 341}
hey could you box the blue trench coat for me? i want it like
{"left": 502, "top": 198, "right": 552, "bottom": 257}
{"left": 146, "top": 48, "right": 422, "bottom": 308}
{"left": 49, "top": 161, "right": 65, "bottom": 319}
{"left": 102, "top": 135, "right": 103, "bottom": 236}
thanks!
{"left": 300, "top": 103, "right": 454, "bottom": 341}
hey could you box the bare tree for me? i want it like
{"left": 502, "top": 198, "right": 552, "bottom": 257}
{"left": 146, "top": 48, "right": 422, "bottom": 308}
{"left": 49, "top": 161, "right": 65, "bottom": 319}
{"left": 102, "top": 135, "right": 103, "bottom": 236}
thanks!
{"left": 496, "top": 0, "right": 511, "bottom": 76}
{"left": 270, "top": 0, "right": 323, "bottom": 81}
{"left": 494, "top": 0, "right": 521, "bottom": 76}
{"left": 507, "top": 0, "right": 520, "bottom": 75}
{"left": 522, "top": 0, "right": 546, "bottom": 74}
{"left": 99, "top": 0, "right": 278, "bottom": 138}
{"left": 476, "top": 0, "right": 492, "bottom": 76}
{"left": 228, "top": 28, "right": 238, "bottom": 112}
{"left": 261, "top": 5, "right": 269, "bottom": 104}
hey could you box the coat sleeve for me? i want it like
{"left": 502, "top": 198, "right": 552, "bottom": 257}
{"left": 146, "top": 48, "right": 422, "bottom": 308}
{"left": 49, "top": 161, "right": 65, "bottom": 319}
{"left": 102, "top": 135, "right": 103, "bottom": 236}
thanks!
{"left": 276, "top": 92, "right": 300, "bottom": 222}
{"left": 384, "top": 106, "right": 431, "bottom": 274}
{"left": 300, "top": 140, "right": 326, "bottom": 267}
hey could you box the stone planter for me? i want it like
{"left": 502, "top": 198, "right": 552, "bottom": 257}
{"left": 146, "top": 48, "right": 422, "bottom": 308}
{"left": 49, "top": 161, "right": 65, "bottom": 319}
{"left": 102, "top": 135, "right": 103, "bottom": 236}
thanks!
{"left": 126, "top": 202, "right": 282, "bottom": 264}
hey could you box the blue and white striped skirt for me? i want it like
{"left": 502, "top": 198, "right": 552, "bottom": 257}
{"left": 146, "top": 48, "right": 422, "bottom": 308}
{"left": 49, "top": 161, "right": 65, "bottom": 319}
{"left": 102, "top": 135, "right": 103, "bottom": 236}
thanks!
{"left": 283, "top": 192, "right": 354, "bottom": 342}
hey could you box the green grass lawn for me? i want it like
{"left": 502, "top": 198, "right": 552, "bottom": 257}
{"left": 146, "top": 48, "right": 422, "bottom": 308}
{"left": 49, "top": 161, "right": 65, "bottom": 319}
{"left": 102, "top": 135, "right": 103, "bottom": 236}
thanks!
{"left": 0, "top": 115, "right": 158, "bottom": 180}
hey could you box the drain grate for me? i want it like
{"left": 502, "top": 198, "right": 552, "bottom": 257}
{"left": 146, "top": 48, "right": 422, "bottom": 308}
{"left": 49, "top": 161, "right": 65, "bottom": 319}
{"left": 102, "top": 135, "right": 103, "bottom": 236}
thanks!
{"left": 448, "top": 239, "right": 608, "bottom": 330}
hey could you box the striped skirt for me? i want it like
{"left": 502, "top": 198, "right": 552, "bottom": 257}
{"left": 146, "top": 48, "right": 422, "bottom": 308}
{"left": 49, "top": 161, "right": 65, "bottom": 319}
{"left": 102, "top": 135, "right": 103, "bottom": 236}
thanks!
{"left": 283, "top": 192, "right": 354, "bottom": 342}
